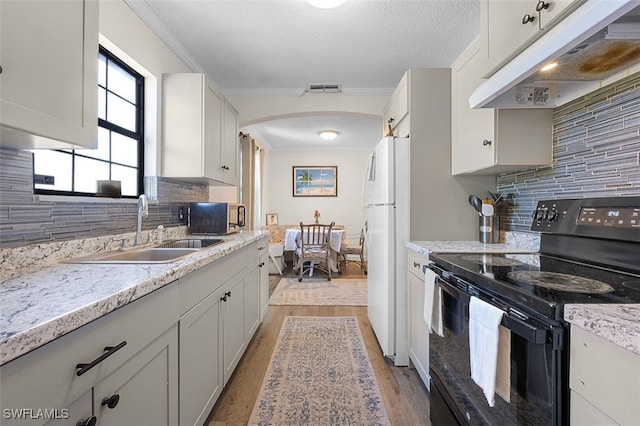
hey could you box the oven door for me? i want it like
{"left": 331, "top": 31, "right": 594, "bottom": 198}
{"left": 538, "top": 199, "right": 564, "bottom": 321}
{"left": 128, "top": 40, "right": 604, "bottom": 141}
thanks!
{"left": 427, "top": 266, "right": 567, "bottom": 426}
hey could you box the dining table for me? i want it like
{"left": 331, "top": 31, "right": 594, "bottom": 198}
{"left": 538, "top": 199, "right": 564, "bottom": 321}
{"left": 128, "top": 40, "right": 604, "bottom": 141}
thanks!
{"left": 283, "top": 228, "right": 345, "bottom": 275}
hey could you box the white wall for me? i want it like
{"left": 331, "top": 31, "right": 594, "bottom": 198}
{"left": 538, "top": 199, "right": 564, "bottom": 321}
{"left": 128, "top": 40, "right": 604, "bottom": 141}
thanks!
{"left": 265, "top": 150, "right": 371, "bottom": 243}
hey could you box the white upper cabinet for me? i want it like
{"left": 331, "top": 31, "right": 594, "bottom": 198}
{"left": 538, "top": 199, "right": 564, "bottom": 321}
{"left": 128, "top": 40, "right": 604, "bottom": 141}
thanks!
{"left": 222, "top": 101, "right": 239, "bottom": 186}
{"left": 382, "top": 72, "right": 409, "bottom": 137}
{"left": 0, "top": 0, "right": 99, "bottom": 149}
{"left": 162, "top": 73, "right": 239, "bottom": 185}
{"left": 452, "top": 37, "right": 553, "bottom": 175}
{"left": 482, "top": 0, "right": 581, "bottom": 77}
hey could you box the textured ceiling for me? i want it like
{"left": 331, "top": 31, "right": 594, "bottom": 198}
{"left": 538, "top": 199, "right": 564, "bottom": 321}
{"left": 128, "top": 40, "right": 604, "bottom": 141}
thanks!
{"left": 133, "top": 0, "right": 480, "bottom": 150}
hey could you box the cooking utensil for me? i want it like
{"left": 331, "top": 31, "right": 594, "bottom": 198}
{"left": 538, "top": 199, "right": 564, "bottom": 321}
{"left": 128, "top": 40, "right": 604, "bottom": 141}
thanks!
{"left": 488, "top": 191, "right": 504, "bottom": 204}
{"left": 481, "top": 203, "right": 494, "bottom": 216}
{"left": 468, "top": 195, "right": 483, "bottom": 214}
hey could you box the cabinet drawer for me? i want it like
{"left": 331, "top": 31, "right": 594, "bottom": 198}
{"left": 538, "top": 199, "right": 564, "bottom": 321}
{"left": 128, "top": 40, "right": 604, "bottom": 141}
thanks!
{"left": 179, "top": 248, "right": 246, "bottom": 315}
{"left": 407, "top": 249, "right": 428, "bottom": 279}
{"left": 0, "top": 283, "right": 178, "bottom": 425}
{"left": 570, "top": 326, "right": 640, "bottom": 425}
{"left": 570, "top": 390, "right": 617, "bottom": 426}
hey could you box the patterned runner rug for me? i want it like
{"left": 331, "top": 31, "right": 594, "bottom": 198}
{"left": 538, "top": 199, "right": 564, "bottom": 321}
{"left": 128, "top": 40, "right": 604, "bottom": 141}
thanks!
{"left": 249, "top": 316, "right": 390, "bottom": 425}
{"left": 269, "top": 278, "right": 367, "bottom": 306}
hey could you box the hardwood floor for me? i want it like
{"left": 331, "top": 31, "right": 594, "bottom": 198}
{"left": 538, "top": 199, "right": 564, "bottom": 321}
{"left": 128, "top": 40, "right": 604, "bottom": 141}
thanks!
{"left": 206, "top": 262, "right": 432, "bottom": 425}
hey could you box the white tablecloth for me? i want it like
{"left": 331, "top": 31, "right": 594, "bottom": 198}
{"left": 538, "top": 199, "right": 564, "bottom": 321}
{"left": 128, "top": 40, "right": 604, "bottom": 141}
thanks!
{"left": 283, "top": 229, "right": 344, "bottom": 252}
{"left": 284, "top": 228, "right": 345, "bottom": 274}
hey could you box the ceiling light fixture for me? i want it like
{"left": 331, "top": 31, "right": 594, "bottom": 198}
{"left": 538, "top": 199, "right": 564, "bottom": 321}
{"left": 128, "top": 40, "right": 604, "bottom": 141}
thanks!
{"left": 305, "top": 0, "right": 347, "bottom": 9}
{"left": 540, "top": 62, "right": 558, "bottom": 72}
{"left": 319, "top": 130, "right": 339, "bottom": 140}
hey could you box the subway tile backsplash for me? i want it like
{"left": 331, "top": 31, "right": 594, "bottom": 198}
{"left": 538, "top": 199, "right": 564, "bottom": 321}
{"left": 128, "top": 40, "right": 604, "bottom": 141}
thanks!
{"left": 0, "top": 148, "right": 209, "bottom": 248}
{"left": 498, "top": 72, "right": 640, "bottom": 232}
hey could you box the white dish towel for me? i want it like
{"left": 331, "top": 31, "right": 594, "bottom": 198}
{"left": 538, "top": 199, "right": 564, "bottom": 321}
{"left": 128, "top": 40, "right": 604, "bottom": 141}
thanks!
{"left": 469, "top": 296, "right": 505, "bottom": 407}
{"left": 423, "top": 267, "right": 443, "bottom": 336}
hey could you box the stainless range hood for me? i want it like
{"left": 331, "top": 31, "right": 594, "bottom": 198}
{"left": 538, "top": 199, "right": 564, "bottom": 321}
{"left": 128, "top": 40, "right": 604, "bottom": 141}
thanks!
{"left": 470, "top": 0, "right": 640, "bottom": 109}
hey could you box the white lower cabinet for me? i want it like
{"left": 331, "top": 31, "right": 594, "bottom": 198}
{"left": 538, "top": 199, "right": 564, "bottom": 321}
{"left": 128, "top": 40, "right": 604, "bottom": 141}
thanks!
{"left": 179, "top": 286, "right": 223, "bottom": 426}
{"left": 246, "top": 237, "right": 269, "bottom": 339}
{"left": 0, "top": 283, "right": 179, "bottom": 426}
{"left": 406, "top": 249, "right": 430, "bottom": 386}
{"left": 93, "top": 325, "right": 178, "bottom": 426}
{"left": 178, "top": 247, "right": 248, "bottom": 425}
{"left": 0, "top": 243, "right": 265, "bottom": 426}
{"left": 569, "top": 325, "right": 640, "bottom": 425}
{"left": 221, "top": 272, "right": 246, "bottom": 386}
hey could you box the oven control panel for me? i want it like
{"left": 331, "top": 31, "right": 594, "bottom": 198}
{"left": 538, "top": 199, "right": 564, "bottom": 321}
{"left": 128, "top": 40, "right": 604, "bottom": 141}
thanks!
{"left": 531, "top": 197, "right": 640, "bottom": 242}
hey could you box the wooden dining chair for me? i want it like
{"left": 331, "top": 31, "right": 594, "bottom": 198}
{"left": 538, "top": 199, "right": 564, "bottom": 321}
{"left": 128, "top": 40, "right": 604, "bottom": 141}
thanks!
{"left": 295, "top": 221, "right": 335, "bottom": 282}
{"left": 338, "top": 228, "right": 367, "bottom": 274}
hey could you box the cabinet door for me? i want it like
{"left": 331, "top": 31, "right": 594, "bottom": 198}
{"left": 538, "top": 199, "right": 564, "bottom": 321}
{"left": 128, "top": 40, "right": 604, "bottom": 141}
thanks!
{"left": 222, "top": 101, "right": 239, "bottom": 185}
{"left": 452, "top": 39, "right": 496, "bottom": 174}
{"left": 538, "top": 0, "right": 579, "bottom": 29}
{"left": 222, "top": 273, "right": 246, "bottom": 385}
{"left": 245, "top": 263, "right": 260, "bottom": 341}
{"left": 93, "top": 325, "right": 178, "bottom": 426}
{"left": 45, "top": 391, "right": 92, "bottom": 426}
{"left": 570, "top": 325, "right": 640, "bottom": 425}
{"left": 382, "top": 71, "right": 409, "bottom": 134}
{"left": 259, "top": 250, "right": 269, "bottom": 320}
{"left": 407, "top": 260, "right": 429, "bottom": 386}
{"left": 179, "top": 288, "right": 223, "bottom": 426}
{"left": 0, "top": 0, "right": 98, "bottom": 149}
{"left": 484, "top": 0, "right": 540, "bottom": 76}
{"left": 204, "top": 85, "right": 224, "bottom": 181}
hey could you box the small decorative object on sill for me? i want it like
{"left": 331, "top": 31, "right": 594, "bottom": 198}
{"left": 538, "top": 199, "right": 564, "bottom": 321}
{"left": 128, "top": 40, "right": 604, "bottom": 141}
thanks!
{"left": 314, "top": 210, "right": 320, "bottom": 224}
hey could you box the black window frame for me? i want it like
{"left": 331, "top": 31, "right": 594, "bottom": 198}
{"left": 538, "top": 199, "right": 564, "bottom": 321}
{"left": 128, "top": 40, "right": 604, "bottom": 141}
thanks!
{"left": 33, "top": 45, "right": 145, "bottom": 199}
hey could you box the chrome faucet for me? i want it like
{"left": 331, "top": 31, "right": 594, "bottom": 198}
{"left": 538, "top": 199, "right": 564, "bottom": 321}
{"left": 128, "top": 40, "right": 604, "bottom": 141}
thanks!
{"left": 135, "top": 194, "right": 149, "bottom": 246}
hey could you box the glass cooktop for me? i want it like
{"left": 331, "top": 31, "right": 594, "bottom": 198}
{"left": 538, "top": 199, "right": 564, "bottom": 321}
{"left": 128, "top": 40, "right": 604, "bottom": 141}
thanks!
{"left": 429, "top": 252, "right": 640, "bottom": 319}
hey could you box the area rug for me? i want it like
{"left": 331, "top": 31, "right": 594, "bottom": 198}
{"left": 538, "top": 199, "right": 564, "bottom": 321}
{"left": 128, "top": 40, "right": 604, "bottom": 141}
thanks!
{"left": 269, "top": 278, "right": 367, "bottom": 306}
{"left": 248, "top": 316, "right": 390, "bottom": 425}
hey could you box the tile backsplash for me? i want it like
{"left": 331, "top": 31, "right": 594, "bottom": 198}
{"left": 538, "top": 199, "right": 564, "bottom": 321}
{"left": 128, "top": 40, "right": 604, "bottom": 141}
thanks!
{"left": 0, "top": 148, "right": 209, "bottom": 248}
{"left": 498, "top": 72, "right": 640, "bottom": 232}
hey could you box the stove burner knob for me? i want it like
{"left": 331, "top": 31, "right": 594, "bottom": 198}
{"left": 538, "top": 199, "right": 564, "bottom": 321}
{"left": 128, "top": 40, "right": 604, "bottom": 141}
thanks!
{"left": 548, "top": 210, "right": 559, "bottom": 222}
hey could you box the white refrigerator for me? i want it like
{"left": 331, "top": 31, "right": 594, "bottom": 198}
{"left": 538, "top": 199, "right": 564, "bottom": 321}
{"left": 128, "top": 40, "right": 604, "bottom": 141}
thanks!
{"left": 366, "top": 136, "right": 410, "bottom": 366}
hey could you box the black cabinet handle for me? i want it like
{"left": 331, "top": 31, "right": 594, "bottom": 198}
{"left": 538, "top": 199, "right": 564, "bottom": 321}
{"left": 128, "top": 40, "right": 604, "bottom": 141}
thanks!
{"left": 76, "top": 416, "right": 97, "bottom": 426}
{"left": 101, "top": 394, "right": 120, "bottom": 409}
{"left": 0, "top": 65, "right": 3, "bottom": 74}
{"left": 522, "top": 14, "right": 535, "bottom": 24}
{"left": 258, "top": 262, "right": 265, "bottom": 267}
{"left": 413, "top": 261, "right": 420, "bottom": 268}
{"left": 76, "top": 341, "right": 127, "bottom": 376}
{"left": 482, "top": 139, "right": 492, "bottom": 146}
{"left": 258, "top": 246, "right": 265, "bottom": 250}
{"left": 536, "top": 0, "right": 550, "bottom": 11}
{"left": 221, "top": 295, "right": 227, "bottom": 302}
{"left": 225, "top": 291, "right": 232, "bottom": 298}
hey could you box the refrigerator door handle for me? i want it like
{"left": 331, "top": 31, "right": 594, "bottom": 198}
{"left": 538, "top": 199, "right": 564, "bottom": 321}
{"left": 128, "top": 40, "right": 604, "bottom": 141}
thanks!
{"left": 368, "top": 152, "right": 376, "bottom": 182}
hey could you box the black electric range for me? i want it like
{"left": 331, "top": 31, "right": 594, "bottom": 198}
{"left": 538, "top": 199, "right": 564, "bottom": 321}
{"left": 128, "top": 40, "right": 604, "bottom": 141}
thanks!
{"left": 430, "top": 196, "right": 640, "bottom": 321}
{"left": 426, "top": 196, "right": 640, "bottom": 426}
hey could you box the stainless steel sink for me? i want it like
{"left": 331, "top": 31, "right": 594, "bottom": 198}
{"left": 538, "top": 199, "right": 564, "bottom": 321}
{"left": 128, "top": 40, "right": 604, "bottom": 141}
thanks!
{"left": 66, "top": 247, "right": 201, "bottom": 264}
{"left": 155, "top": 238, "right": 225, "bottom": 249}
{"left": 64, "top": 238, "right": 225, "bottom": 264}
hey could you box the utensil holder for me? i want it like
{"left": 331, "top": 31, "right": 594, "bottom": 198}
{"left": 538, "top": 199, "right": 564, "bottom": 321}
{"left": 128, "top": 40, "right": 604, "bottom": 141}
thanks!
{"left": 479, "top": 215, "right": 500, "bottom": 244}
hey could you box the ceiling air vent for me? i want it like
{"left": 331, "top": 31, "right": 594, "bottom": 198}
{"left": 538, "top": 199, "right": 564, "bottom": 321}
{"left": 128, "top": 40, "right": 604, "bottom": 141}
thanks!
{"left": 305, "top": 84, "right": 342, "bottom": 94}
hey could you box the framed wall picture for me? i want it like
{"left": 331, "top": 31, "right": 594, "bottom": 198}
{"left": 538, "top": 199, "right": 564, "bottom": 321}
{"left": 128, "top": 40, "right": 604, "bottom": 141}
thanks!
{"left": 266, "top": 213, "right": 278, "bottom": 225}
{"left": 292, "top": 166, "right": 338, "bottom": 197}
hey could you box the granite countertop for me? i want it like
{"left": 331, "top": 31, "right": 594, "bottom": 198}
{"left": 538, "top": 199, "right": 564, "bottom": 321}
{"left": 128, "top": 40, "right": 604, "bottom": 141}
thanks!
{"left": 405, "top": 240, "right": 538, "bottom": 257}
{"left": 564, "top": 304, "right": 640, "bottom": 356}
{"left": 0, "top": 230, "right": 268, "bottom": 366}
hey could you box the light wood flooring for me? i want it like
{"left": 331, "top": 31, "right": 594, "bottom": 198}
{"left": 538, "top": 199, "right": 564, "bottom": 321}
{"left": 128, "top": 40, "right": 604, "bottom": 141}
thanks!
{"left": 206, "top": 262, "right": 432, "bottom": 425}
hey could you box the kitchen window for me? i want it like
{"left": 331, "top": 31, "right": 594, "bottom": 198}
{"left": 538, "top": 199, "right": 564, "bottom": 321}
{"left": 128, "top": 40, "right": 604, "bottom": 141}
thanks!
{"left": 32, "top": 46, "right": 144, "bottom": 198}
